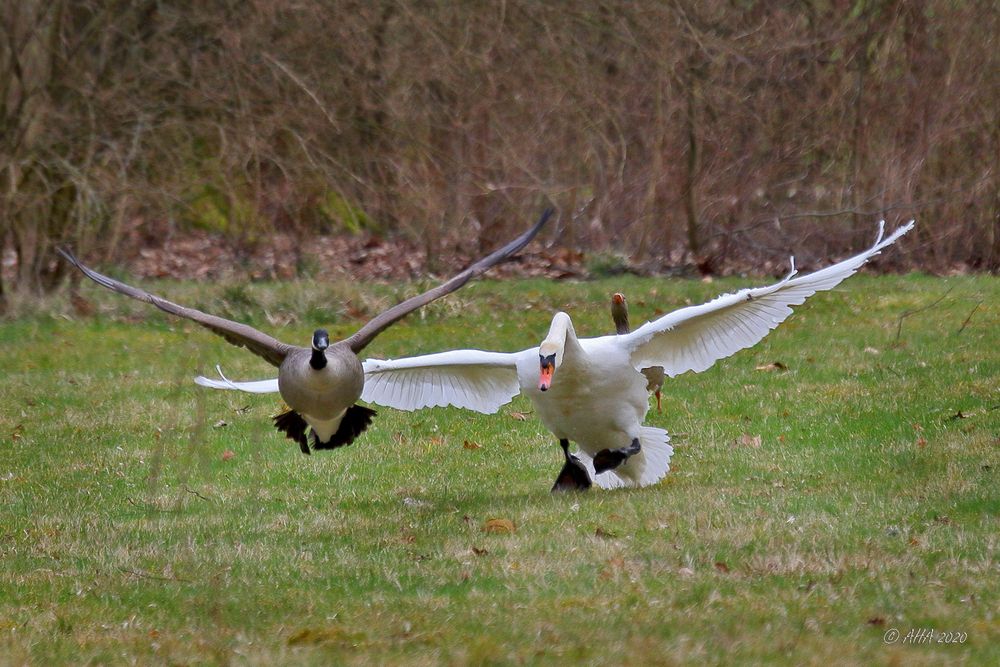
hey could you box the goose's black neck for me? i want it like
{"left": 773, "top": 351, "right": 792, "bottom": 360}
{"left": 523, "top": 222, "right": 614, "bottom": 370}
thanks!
{"left": 310, "top": 348, "right": 328, "bottom": 370}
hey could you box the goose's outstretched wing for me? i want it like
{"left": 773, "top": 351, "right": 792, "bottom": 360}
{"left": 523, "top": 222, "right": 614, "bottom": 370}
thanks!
{"left": 361, "top": 350, "right": 523, "bottom": 413}
{"left": 59, "top": 249, "right": 293, "bottom": 367}
{"left": 621, "top": 221, "right": 914, "bottom": 376}
{"left": 344, "top": 209, "right": 553, "bottom": 354}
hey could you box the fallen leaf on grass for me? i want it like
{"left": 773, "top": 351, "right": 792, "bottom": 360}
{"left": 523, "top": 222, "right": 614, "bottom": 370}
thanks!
{"left": 754, "top": 361, "right": 788, "bottom": 372}
{"left": 463, "top": 440, "right": 481, "bottom": 450}
{"left": 11, "top": 424, "right": 24, "bottom": 442}
{"left": 866, "top": 617, "right": 886, "bottom": 627}
{"left": 471, "top": 546, "right": 488, "bottom": 556}
{"left": 599, "top": 557, "right": 627, "bottom": 580}
{"left": 508, "top": 410, "right": 532, "bottom": 421}
{"left": 733, "top": 433, "right": 762, "bottom": 448}
{"left": 714, "top": 561, "right": 730, "bottom": 574}
{"left": 483, "top": 518, "right": 516, "bottom": 534}
{"left": 221, "top": 450, "right": 235, "bottom": 461}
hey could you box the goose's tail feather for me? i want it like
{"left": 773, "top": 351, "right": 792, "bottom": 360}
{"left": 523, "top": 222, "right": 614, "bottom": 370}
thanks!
{"left": 273, "top": 409, "right": 311, "bottom": 455}
{"left": 313, "top": 404, "right": 376, "bottom": 450}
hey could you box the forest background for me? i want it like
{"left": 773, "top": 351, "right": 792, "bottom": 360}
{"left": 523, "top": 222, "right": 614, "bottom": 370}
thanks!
{"left": 2, "top": 0, "right": 997, "bottom": 306}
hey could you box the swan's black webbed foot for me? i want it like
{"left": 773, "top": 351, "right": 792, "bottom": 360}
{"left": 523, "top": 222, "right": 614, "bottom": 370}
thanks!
{"left": 593, "top": 437, "right": 641, "bottom": 474}
{"left": 551, "top": 439, "right": 592, "bottom": 492}
{"left": 273, "top": 409, "right": 311, "bottom": 455}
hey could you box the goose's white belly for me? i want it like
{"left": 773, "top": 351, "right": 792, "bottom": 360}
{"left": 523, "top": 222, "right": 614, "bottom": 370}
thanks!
{"left": 519, "top": 345, "right": 649, "bottom": 455}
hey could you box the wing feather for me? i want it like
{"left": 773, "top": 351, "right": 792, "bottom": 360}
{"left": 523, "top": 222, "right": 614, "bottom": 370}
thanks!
{"left": 194, "top": 366, "right": 281, "bottom": 393}
{"left": 345, "top": 210, "right": 552, "bottom": 353}
{"left": 59, "top": 249, "right": 292, "bottom": 367}
{"left": 361, "top": 349, "right": 522, "bottom": 413}
{"left": 622, "top": 221, "right": 914, "bottom": 376}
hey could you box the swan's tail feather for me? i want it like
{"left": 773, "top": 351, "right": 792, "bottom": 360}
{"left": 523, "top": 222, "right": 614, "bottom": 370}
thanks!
{"left": 633, "top": 426, "right": 673, "bottom": 486}
{"left": 576, "top": 427, "right": 673, "bottom": 490}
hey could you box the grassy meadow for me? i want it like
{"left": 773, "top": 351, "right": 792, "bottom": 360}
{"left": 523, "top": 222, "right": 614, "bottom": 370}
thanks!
{"left": 0, "top": 273, "right": 997, "bottom": 665}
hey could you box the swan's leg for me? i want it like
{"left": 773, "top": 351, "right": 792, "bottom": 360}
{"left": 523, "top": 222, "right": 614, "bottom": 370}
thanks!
{"left": 592, "top": 437, "right": 641, "bottom": 474}
{"left": 551, "top": 439, "right": 592, "bottom": 492}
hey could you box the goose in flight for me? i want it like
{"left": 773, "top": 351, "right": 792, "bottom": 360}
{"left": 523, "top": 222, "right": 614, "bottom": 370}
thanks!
{"left": 204, "top": 221, "right": 913, "bottom": 491}
{"left": 611, "top": 292, "right": 666, "bottom": 412}
{"left": 58, "top": 209, "right": 552, "bottom": 454}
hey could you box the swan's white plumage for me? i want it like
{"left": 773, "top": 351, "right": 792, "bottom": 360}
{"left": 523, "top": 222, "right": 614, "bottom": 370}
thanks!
{"left": 576, "top": 426, "right": 673, "bottom": 489}
{"left": 194, "top": 366, "right": 280, "bottom": 393}
{"left": 361, "top": 350, "right": 521, "bottom": 414}
{"left": 624, "top": 220, "right": 913, "bottom": 376}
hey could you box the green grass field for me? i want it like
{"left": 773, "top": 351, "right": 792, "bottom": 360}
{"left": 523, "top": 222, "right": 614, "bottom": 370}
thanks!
{"left": 1, "top": 274, "right": 997, "bottom": 665}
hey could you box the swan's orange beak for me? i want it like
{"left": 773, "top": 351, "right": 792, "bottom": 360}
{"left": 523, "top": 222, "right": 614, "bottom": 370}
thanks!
{"left": 538, "top": 353, "right": 556, "bottom": 392}
{"left": 612, "top": 293, "right": 625, "bottom": 305}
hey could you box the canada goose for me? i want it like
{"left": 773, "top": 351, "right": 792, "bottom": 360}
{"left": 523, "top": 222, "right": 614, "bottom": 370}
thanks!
{"left": 611, "top": 292, "right": 665, "bottom": 412}
{"left": 58, "top": 209, "right": 552, "bottom": 454}
{"left": 201, "top": 221, "right": 913, "bottom": 491}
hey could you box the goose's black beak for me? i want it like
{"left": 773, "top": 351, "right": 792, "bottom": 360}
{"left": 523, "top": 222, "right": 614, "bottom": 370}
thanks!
{"left": 538, "top": 353, "right": 556, "bottom": 391}
{"left": 312, "top": 329, "right": 330, "bottom": 351}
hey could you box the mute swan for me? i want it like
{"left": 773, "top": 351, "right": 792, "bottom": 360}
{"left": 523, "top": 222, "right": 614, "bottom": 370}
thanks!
{"left": 201, "top": 221, "right": 913, "bottom": 490}
{"left": 58, "top": 209, "right": 551, "bottom": 454}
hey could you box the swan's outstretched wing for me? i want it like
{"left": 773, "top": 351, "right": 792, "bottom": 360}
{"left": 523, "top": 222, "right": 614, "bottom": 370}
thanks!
{"left": 59, "top": 249, "right": 293, "bottom": 367}
{"left": 361, "top": 350, "right": 523, "bottom": 413}
{"left": 194, "top": 366, "right": 281, "bottom": 393}
{"left": 621, "top": 221, "right": 914, "bottom": 376}
{"left": 344, "top": 209, "right": 552, "bottom": 354}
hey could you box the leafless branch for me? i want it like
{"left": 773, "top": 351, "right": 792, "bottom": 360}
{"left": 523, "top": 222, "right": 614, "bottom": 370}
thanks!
{"left": 955, "top": 302, "right": 982, "bottom": 336}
